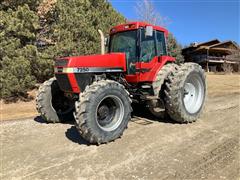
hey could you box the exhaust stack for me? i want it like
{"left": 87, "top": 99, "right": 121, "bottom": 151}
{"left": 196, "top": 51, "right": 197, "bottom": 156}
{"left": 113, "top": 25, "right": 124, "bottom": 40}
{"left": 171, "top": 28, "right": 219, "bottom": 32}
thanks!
{"left": 98, "top": 29, "right": 105, "bottom": 55}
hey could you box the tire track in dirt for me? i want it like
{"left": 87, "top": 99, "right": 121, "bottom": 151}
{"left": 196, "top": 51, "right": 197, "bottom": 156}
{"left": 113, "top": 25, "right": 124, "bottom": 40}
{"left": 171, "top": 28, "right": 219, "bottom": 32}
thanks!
{"left": 178, "top": 137, "right": 239, "bottom": 179}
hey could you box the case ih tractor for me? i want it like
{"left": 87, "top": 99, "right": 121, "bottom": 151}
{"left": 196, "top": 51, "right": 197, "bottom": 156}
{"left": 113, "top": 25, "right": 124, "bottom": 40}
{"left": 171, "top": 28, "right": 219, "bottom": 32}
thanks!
{"left": 36, "top": 22, "right": 206, "bottom": 144}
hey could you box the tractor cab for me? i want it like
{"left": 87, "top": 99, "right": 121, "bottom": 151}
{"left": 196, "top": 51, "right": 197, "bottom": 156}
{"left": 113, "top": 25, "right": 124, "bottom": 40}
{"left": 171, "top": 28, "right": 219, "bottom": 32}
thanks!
{"left": 109, "top": 22, "right": 169, "bottom": 76}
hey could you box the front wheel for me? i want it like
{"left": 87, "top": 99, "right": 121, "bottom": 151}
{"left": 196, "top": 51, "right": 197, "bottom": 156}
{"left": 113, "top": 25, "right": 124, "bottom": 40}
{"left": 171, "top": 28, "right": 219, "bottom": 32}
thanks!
{"left": 74, "top": 80, "right": 132, "bottom": 144}
{"left": 36, "top": 77, "right": 75, "bottom": 123}
{"left": 164, "top": 63, "right": 206, "bottom": 123}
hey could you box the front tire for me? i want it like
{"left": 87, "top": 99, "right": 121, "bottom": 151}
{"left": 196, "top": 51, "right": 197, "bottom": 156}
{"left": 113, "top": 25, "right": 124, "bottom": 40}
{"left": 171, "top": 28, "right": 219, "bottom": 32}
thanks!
{"left": 75, "top": 80, "right": 132, "bottom": 144}
{"left": 36, "top": 77, "right": 75, "bottom": 123}
{"left": 164, "top": 63, "right": 206, "bottom": 123}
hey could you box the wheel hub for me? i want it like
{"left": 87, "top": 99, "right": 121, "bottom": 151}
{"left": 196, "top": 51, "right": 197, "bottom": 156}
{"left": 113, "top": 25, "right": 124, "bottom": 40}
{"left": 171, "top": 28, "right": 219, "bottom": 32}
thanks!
{"left": 184, "top": 83, "right": 196, "bottom": 104}
{"left": 98, "top": 105, "right": 110, "bottom": 120}
{"left": 183, "top": 74, "right": 204, "bottom": 114}
{"left": 97, "top": 105, "right": 114, "bottom": 127}
{"left": 96, "top": 95, "right": 124, "bottom": 132}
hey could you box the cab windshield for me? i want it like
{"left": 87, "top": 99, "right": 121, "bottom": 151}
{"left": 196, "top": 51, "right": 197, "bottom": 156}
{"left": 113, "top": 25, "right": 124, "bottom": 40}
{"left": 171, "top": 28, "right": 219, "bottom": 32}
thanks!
{"left": 109, "top": 30, "right": 138, "bottom": 64}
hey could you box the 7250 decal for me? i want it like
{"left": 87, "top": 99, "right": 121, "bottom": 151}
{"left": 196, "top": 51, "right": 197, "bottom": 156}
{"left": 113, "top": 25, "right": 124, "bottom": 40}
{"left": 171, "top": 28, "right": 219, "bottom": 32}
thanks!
{"left": 74, "top": 67, "right": 89, "bottom": 73}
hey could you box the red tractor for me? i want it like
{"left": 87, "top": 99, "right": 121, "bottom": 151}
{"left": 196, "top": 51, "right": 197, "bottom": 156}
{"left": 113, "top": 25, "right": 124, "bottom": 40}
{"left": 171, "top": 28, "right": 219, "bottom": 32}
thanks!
{"left": 36, "top": 22, "right": 206, "bottom": 144}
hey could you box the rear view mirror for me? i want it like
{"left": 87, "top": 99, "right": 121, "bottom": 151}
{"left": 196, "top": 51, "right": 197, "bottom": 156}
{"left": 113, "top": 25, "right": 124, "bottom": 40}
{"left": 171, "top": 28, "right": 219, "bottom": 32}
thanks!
{"left": 104, "top": 37, "right": 109, "bottom": 46}
{"left": 145, "top": 26, "right": 153, "bottom": 36}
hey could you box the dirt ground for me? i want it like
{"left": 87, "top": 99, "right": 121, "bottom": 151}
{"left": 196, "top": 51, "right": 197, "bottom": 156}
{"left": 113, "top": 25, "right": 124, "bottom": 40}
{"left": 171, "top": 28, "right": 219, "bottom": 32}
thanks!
{"left": 0, "top": 90, "right": 38, "bottom": 121}
{"left": 1, "top": 74, "right": 240, "bottom": 179}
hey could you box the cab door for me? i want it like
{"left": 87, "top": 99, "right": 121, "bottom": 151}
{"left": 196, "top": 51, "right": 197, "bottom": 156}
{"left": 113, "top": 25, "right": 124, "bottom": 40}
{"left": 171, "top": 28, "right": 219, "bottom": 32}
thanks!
{"left": 137, "top": 28, "right": 157, "bottom": 79}
{"left": 138, "top": 29, "right": 168, "bottom": 82}
{"left": 155, "top": 30, "right": 167, "bottom": 57}
{"left": 139, "top": 28, "right": 157, "bottom": 65}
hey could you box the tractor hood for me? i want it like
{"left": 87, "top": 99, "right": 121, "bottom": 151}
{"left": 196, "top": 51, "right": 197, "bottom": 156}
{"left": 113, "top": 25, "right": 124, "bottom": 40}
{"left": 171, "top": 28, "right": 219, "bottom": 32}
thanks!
{"left": 55, "top": 53, "right": 127, "bottom": 73}
{"left": 54, "top": 53, "right": 126, "bottom": 93}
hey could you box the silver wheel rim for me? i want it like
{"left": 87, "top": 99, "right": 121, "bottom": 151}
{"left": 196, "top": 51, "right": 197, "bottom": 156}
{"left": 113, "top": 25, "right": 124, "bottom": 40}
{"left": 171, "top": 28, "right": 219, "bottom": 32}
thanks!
{"left": 183, "top": 74, "right": 204, "bottom": 114}
{"left": 96, "top": 95, "right": 124, "bottom": 132}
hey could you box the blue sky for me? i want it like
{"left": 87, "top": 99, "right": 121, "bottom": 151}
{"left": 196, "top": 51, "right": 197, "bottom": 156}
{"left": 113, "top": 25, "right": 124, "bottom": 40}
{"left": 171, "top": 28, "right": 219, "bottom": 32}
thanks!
{"left": 109, "top": 0, "right": 239, "bottom": 46}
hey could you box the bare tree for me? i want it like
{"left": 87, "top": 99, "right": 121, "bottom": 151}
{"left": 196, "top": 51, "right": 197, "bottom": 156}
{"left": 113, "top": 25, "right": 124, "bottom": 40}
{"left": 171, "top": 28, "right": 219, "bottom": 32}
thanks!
{"left": 135, "top": 0, "right": 169, "bottom": 26}
{"left": 134, "top": 0, "right": 185, "bottom": 63}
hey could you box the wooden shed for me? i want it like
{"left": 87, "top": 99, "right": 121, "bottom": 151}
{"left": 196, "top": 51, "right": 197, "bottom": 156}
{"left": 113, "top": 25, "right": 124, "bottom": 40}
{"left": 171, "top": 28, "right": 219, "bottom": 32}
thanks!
{"left": 182, "top": 39, "right": 240, "bottom": 72}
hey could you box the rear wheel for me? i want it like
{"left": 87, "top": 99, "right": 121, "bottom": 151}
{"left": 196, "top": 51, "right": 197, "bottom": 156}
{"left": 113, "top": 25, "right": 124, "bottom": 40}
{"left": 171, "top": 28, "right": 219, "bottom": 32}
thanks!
{"left": 164, "top": 63, "right": 206, "bottom": 123}
{"left": 75, "top": 80, "right": 132, "bottom": 144}
{"left": 36, "top": 77, "right": 75, "bottom": 123}
{"left": 149, "top": 63, "right": 178, "bottom": 119}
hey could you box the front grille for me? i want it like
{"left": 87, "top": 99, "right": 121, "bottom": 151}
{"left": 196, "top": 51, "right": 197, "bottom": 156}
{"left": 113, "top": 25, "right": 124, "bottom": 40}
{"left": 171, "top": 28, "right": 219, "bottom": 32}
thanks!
{"left": 55, "top": 59, "right": 68, "bottom": 67}
{"left": 55, "top": 74, "right": 72, "bottom": 92}
{"left": 75, "top": 73, "right": 92, "bottom": 92}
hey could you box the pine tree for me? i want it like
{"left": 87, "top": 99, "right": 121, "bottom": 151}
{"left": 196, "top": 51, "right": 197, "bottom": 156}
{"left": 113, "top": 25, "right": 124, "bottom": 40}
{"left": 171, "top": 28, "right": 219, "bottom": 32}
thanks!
{"left": 0, "top": 0, "right": 40, "bottom": 11}
{"left": 167, "top": 33, "right": 184, "bottom": 63}
{"left": 0, "top": 4, "right": 39, "bottom": 99}
{"left": 0, "top": 0, "right": 126, "bottom": 99}
{"left": 41, "top": 0, "right": 126, "bottom": 58}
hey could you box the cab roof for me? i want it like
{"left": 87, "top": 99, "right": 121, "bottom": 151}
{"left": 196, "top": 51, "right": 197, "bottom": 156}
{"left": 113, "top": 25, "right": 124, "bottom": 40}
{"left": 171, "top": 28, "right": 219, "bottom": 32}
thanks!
{"left": 110, "top": 22, "right": 169, "bottom": 37}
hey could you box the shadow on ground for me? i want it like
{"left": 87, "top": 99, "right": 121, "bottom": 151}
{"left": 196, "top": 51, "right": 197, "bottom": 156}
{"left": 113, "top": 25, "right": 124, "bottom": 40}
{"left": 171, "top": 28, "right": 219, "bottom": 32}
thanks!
{"left": 34, "top": 116, "right": 75, "bottom": 125}
{"left": 131, "top": 103, "right": 177, "bottom": 125}
{"left": 34, "top": 116, "right": 90, "bottom": 145}
{"left": 34, "top": 116, "right": 47, "bottom": 123}
{"left": 34, "top": 104, "right": 178, "bottom": 146}
{"left": 65, "top": 126, "right": 91, "bottom": 146}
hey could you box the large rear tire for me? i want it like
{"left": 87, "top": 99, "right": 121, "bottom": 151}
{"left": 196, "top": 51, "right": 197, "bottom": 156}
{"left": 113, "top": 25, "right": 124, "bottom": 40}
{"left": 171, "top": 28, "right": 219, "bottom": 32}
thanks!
{"left": 74, "top": 80, "right": 132, "bottom": 144}
{"left": 164, "top": 63, "right": 206, "bottom": 123}
{"left": 36, "top": 77, "right": 75, "bottom": 123}
{"left": 149, "top": 63, "right": 178, "bottom": 119}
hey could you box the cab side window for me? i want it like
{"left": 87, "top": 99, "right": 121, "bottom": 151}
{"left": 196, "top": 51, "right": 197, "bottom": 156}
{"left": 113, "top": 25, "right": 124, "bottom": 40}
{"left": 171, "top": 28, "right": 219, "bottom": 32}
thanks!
{"left": 156, "top": 31, "right": 167, "bottom": 56}
{"left": 140, "top": 29, "right": 157, "bottom": 62}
